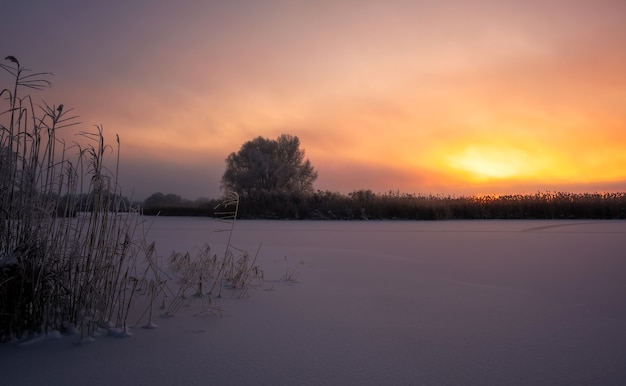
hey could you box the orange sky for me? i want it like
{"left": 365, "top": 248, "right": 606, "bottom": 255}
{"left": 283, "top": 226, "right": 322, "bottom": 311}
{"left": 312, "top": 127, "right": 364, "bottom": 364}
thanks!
{"left": 3, "top": 1, "right": 626, "bottom": 199}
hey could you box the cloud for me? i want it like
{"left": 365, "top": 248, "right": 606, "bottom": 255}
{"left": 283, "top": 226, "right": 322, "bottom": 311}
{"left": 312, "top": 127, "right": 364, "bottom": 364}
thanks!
{"left": 4, "top": 1, "right": 626, "bottom": 200}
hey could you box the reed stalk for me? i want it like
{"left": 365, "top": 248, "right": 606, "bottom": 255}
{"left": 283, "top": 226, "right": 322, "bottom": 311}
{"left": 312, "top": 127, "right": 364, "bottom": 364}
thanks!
{"left": 0, "top": 57, "right": 143, "bottom": 341}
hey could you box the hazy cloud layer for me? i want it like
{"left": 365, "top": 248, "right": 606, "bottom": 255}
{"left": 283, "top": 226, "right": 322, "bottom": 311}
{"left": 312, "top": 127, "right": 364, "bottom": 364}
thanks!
{"left": 3, "top": 1, "right": 625, "bottom": 199}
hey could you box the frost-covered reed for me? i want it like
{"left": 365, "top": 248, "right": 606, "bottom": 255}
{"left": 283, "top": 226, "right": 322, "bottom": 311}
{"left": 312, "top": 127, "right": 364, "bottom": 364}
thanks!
{"left": 0, "top": 57, "right": 145, "bottom": 341}
{"left": 0, "top": 58, "right": 263, "bottom": 341}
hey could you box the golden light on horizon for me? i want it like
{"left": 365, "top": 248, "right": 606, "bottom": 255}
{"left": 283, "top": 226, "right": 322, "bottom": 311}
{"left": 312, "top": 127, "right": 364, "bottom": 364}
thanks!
{"left": 435, "top": 127, "right": 626, "bottom": 188}
{"left": 448, "top": 146, "right": 533, "bottom": 180}
{"left": 440, "top": 140, "right": 573, "bottom": 184}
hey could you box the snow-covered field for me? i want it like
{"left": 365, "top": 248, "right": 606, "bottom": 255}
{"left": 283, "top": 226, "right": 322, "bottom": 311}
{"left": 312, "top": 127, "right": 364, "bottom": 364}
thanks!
{"left": 2, "top": 218, "right": 626, "bottom": 385}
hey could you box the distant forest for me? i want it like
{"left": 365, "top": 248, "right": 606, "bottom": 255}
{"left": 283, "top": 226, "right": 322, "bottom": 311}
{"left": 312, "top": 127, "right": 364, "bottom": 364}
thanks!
{"left": 140, "top": 190, "right": 626, "bottom": 220}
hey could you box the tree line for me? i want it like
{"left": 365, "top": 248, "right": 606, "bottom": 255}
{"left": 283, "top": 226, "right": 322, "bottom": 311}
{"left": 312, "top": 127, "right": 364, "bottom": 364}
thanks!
{"left": 142, "top": 190, "right": 626, "bottom": 220}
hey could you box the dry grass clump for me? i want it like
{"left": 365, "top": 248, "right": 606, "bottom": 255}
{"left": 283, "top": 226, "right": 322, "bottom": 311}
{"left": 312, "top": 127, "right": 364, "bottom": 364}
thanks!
{"left": 163, "top": 192, "right": 264, "bottom": 317}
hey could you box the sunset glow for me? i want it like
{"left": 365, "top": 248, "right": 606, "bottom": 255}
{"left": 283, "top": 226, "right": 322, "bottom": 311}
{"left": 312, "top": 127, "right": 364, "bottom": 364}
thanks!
{"left": 3, "top": 1, "right": 626, "bottom": 199}
{"left": 447, "top": 145, "right": 541, "bottom": 180}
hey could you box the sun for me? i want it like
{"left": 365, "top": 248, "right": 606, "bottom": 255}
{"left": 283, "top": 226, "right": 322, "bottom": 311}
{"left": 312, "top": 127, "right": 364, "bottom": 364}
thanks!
{"left": 446, "top": 145, "right": 540, "bottom": 181}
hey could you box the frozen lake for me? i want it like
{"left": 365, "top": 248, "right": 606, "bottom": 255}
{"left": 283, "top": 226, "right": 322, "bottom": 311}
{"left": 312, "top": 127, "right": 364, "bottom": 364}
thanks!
{"left": 2, "top": 218, "right": 626, "bottom": 385}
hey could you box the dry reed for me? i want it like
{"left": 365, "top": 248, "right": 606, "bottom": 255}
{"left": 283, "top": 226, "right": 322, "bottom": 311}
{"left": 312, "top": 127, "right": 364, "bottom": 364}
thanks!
{"left": 0, "top": 57, "right": 146, "bottom": 341}
{"left": 0, "top": 58, "right": 265, "bottom": 343}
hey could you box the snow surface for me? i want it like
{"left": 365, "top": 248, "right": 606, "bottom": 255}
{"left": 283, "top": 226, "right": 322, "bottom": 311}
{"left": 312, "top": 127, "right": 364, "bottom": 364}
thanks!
{"left": 2, "top": 219, "right": 626, "bottom": 385}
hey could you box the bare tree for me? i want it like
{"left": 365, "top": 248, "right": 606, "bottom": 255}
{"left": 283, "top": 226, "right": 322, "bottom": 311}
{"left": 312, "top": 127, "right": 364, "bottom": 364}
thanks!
{"left": 221, "top": 134, "right": 317, "bottom": 196}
